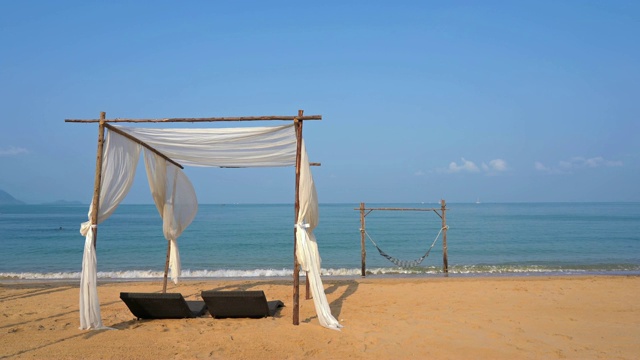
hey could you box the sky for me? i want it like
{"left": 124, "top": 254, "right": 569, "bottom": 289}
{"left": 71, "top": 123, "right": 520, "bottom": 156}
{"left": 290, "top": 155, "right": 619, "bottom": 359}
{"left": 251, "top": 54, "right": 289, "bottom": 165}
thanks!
{"left": 1, "top": 1, "right": 638, "bottom": 204}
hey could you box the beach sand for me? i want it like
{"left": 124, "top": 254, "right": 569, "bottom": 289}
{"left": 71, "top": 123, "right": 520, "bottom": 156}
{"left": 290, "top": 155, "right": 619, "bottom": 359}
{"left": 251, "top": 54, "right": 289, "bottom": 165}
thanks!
{"left": 1, "top": 275, "right": 639, "bottom": 359}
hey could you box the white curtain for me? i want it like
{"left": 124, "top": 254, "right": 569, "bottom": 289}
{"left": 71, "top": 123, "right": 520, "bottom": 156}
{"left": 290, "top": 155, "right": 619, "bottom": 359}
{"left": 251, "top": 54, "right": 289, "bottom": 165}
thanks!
{"left": 295, "top": 141, "right": 343, "bottom": 330}
{"left": 79, "top": 131, "right": 141, "bottom": 330}
{"left": 143, "top": 150, "right": 198, "bottom": 284}
{"left": 115, "top": 124, "right": 297, "bottom": 167}
{"left": 80, "top": 124, "right": 340, "bottom": 331}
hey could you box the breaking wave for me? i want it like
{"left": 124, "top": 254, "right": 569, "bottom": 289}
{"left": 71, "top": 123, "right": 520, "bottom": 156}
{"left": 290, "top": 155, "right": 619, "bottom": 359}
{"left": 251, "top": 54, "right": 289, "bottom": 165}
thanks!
{"left": 2, "top": 263, "right": 639, "bottom": 280}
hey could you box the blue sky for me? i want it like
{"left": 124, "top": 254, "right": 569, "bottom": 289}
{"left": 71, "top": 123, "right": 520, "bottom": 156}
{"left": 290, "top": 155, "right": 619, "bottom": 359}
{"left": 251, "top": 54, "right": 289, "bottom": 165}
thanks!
{"left": 1, "top": 1, "right": 638, "bottom": 204}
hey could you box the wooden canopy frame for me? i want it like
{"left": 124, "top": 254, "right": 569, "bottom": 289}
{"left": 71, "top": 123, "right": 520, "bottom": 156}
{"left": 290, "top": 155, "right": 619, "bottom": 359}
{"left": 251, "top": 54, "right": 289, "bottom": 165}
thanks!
{"left": 65, "top": 110, "right": 320, "bottom": 326}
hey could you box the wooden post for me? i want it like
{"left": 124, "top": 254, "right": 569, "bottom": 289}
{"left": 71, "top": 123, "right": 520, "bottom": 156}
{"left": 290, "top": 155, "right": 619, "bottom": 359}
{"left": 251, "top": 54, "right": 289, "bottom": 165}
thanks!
{"left": 162, "top": 240, "right": 171, "bottom": 293}
{"left": 360, "top": 202, "right": 366, "bottom": 277}
{"left": 441, "top": 199, "right": 448, "bottom": 275}
{"left": 89, "top": 112, "right": 107, "bottom": 249}
{"left": 292, "top": 110, "right": 304, "bottom": 326}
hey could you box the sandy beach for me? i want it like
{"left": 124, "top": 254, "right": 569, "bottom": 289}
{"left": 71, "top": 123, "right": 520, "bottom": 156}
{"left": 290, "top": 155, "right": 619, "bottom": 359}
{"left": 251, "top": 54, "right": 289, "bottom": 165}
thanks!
{"left": 1, "top": 275, "right": 639, "bottom": 359}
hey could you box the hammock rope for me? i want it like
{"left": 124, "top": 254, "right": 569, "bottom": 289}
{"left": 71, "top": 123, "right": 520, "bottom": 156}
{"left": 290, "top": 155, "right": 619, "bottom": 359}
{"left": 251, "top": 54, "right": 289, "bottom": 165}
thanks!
{"left": 363, "top": 225, "right": 449, "bottom": 268}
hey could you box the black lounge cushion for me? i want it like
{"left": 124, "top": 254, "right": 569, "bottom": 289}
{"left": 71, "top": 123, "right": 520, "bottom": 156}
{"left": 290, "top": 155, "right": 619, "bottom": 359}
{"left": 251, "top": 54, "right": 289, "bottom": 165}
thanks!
{"left": 201, "top": 290, "right": 284, "bottom": 318}
{"left": 120, "top": 292, "right": 207, "bottom": 319}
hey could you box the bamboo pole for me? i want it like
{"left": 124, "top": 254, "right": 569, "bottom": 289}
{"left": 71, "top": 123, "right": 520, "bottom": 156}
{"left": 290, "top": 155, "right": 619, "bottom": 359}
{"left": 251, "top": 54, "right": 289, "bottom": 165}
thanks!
{"left": 360, "top": 202, "right": 366, "bottom": 277}
{"left": 65, "top": 115, "right": 322, "bottom": 123}
{"left": 103, "top": 123, "right": 184, "bottom": 170}
{"left": 89, "top": 112, "right": 107, "bottom": 249}
{"left": 357, "top": 207, "right": 440, "bottom": 212}
{"left": 292, "top": 110, "right": 304, "bottom": 326}
{"left": 441, "top": 200, "right": 448, "bottom": 275}
{"left": 162, "top": 240, "right": 171, "bottom": 293}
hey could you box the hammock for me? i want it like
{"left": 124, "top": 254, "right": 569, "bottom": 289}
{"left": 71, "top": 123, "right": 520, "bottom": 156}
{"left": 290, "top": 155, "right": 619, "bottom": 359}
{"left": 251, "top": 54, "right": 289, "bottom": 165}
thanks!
{"left": 363, "top": 225, "right": 448, "bottom": 268}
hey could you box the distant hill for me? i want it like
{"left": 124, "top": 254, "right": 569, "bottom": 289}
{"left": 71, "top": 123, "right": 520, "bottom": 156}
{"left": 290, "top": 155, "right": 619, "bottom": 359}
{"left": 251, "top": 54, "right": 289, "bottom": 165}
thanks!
{"left": 43, "top": 200, "right": 84, "bottom": 205}
{"left": 0, "top": 189, "right": 25, "bottom": 205}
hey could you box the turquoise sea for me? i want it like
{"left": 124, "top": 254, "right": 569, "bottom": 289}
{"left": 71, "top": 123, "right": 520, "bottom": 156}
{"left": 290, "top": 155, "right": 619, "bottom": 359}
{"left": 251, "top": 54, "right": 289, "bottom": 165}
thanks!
{"left": 1, "top": 203, "right": 639, "bottom": 280}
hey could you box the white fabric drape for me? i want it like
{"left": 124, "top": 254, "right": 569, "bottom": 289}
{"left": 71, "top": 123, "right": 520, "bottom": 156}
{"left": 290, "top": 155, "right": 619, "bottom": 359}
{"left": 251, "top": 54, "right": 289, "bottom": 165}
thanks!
{"left": 144, "top": 150, "right": 198, "bottom": 284}
{"left": 114, "top": 124, "right": 297, "bottom": 168}
{"left": 79, "top": 131, "right": 141, "bottom": 330}
{"left": 79, "top": 123, "right": 340, "bottom": 331}
{"left": 295, "top": 141, "right": 343, "bottom": 330}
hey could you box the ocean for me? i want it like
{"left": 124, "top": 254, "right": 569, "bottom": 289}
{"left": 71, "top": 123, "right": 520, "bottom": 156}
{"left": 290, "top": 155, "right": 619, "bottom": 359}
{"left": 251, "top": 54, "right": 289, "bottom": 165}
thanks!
{"left": 1, "top": 203, "right": 639, "bottom": 280}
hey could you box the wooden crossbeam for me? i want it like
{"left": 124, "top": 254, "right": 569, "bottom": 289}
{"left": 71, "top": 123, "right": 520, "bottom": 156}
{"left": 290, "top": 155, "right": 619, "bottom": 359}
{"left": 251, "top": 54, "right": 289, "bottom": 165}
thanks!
{"left": 104, "top": 123, "right": 184, "bottom": 170}
{"left": 65, "top": 115, "right": 322, "bottom": 123}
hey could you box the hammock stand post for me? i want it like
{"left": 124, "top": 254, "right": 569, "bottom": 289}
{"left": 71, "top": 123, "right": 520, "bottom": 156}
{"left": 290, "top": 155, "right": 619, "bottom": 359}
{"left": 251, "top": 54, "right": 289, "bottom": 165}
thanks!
{"left": 441, "top": 200, "right": 448, "bottom": 275}
{"left": 89, "top": 112, "right": 107, "bottom": 249}
{"left": 359, "top": 202, "right": 367, "bottom": 277}
{"left": 356, "top": 201, "right": 448, "bottom": 277}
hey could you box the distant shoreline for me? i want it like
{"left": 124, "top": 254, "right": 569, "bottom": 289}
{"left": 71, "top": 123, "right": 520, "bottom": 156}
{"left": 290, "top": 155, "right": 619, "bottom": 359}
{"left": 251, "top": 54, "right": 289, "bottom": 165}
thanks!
{"left": 3, "top": 201, "right": 640, "bottom": 206}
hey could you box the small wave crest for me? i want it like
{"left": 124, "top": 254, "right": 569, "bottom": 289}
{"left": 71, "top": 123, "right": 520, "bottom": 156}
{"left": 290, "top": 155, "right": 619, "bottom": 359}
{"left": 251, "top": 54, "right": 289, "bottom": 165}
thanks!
{"left": 2, "top": 264, "right": 639, "bottom": 280}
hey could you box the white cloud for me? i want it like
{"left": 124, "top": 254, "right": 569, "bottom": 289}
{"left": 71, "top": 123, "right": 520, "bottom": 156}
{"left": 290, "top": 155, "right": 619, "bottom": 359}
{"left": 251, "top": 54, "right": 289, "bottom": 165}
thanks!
{"left": 535, "top": 156, "right": 623, "bottom": 173}
{"left": 558, "top": 160, "right": 573, "bottom": 170}
{"left": 488, "top": 159, "right": 507, "bottom": 171}
{"left": 534, "top": 161, "right": 550, "bottom": 172}
{"left": 447, "top": 158, "right": 480, "bottom": 173}
{"left": 414, "top": 170, "right": 425, "bottom": 176}
{"left": 441, "top": 158, "right": 507, "bottom": 174}
{"left": 574, "top": 156, "right": 623, "bottom": 168}
{"left": 0, "top": 146, "right": 28, "bottom": 156}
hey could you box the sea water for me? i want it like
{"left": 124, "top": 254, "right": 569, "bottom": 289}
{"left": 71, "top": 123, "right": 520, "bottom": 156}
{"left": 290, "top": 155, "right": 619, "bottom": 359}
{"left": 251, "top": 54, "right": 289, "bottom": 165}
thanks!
{"left": 1, "top": 203, "right": 639, "bottom": 280}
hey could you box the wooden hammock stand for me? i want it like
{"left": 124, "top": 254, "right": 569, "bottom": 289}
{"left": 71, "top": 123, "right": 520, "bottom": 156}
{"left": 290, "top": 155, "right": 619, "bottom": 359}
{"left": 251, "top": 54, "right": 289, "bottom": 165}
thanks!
{"left": 356, "top": 200, "right": 448, "bottom": 277}
{"left": 66, "top": 110, "right": 320, "bottom": 326}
